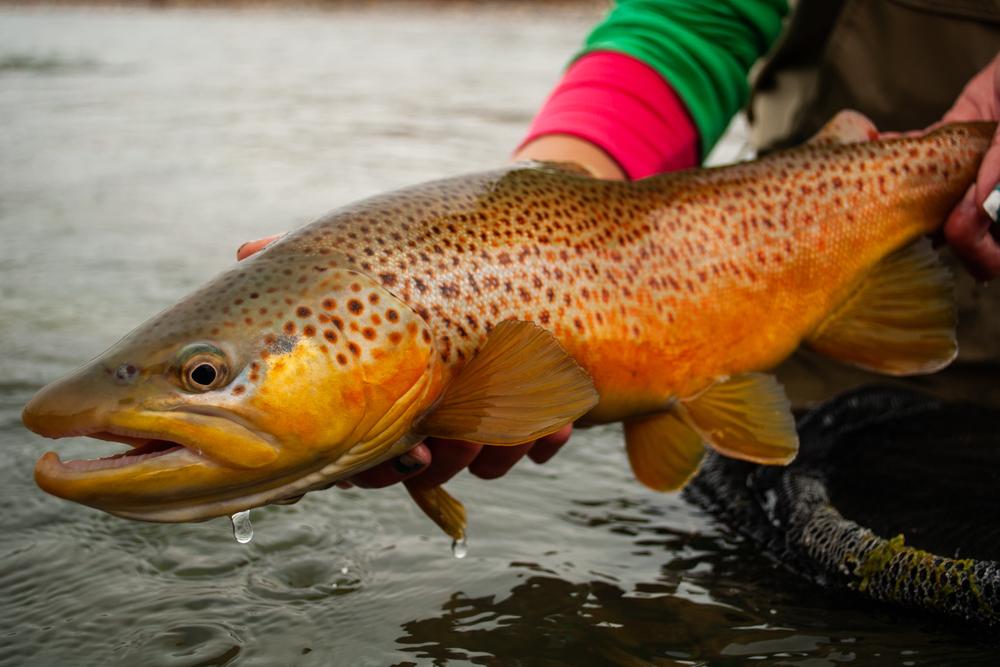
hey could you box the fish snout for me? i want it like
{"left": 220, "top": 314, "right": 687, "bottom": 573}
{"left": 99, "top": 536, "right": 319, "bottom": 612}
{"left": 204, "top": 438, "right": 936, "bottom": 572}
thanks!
{"left": 22, "top": 363, "right": 122, "bottom": 438}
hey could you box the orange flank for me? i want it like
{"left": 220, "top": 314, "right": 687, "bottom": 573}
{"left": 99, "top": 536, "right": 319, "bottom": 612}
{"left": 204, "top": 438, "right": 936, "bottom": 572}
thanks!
{"left": 22, "top": 112, "right": 995, "bottom": 540}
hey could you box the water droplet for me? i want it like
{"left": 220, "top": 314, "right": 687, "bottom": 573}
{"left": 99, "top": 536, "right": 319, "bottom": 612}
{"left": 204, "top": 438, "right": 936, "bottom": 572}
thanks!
{"left": 451, "top": 537, "right": 468, "bottom": 559}
{"left": 340, "top": 565, "right": 349, "bottom": 574}
{"left": 231, "top": 510, "right": 253, "bottom": 544}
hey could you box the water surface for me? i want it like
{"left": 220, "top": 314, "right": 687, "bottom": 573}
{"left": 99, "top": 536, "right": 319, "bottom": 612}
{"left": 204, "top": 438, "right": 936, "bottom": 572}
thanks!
{"left": 0, "top": 5, "right": 996, "bottom": 665}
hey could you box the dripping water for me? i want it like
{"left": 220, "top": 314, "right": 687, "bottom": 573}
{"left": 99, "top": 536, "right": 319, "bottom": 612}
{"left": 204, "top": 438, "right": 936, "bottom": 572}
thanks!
{"left": 451, "top": 537, "right": 468, "bottom": 559}
{"left": 231, "top": 510, "right": 253, "bottom": 544}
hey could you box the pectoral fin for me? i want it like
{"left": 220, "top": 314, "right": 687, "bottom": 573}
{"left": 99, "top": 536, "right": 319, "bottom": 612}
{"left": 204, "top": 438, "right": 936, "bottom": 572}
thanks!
{"left": 682, "top": 374, "right": 798, "bottom": 464}
{"left": 405, "top": 481, "right": 467, "bottom": 541}
{"left": 625, "top": 409, "right": 705, "bottom": 491}
{"left": 806, "top": 239, "right": 956, "bottom": 375}
{"left": 419, "top": 320, "right": 598, "bottom": 445}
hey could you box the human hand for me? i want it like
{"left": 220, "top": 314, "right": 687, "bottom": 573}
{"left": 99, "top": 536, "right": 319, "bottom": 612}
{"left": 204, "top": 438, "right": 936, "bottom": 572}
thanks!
{"left": 235, "top": 235, "right": 575, "bottom": 487}
{"left": 344, "top": 426, "right": 573, "bottom": 490}
{"left": 940, "top": 52, "right": 1000, "bottom": 281}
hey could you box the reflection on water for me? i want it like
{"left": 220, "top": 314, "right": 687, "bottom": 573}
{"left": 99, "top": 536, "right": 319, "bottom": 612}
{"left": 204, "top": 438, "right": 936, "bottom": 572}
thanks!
{"left": 0, "top": 5, "right": 997, "bottom": 666}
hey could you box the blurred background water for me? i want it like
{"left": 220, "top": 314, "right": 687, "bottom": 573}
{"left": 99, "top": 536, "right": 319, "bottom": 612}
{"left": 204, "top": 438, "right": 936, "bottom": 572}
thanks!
{"left": 0, "top": 4, "right": 997, "bottom": 666}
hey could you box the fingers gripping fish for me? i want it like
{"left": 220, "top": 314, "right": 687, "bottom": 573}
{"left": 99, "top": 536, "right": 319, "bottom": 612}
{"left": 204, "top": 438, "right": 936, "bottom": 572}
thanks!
{"left": 21, "top": 113, "right": 995, "bottom": 541}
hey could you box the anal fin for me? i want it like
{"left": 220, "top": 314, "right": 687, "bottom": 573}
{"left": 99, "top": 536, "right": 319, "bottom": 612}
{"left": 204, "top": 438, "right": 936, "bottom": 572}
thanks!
{"left": 682, "top": 374, "right": 798, "bottom": 464}
{"left": 806, "top": 239, "right": 956, "bottom": 375}
{"left": 405, "top": 481, "right": 467, "bottom": 541}
{"left": 625, "top": 408, "right": 705, "bottom": 491}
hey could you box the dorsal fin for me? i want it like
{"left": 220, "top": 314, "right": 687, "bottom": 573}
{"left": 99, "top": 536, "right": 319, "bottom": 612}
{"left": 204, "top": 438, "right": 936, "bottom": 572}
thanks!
{"left": 806, "top": 239, "right": 956, "bottom": 375}
{"left": 419, "top": 320, "right": 598, "bottom": 445}
{"left": 808, "top": 110, "right": 879, "bottom": 147}
{"left": 531, "top": 160, "right": 595, "bottom": 177}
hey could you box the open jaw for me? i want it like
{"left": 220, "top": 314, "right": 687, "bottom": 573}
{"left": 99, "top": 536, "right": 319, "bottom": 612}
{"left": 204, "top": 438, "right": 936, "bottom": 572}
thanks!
{"left": 29, "top": 411, "right": 294, "bottom": 522}
{"left": 37, "top": 429, "right": 197, "bottom": 474}
{"left": 32, "top": 407, "right": 282, "bottom": 477}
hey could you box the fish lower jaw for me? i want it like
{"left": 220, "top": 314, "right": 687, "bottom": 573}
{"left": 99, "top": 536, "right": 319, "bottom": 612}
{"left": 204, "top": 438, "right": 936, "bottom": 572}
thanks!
{"left": 38, "top": 439, "right": 188, "bottom": 474}
{"left": 101, "top": 470, "right": 339, "bottom": 523}
{"left": 107, "top": 433, "right": 427, "bottom": 524}
{"left": 34, "top": 441, "right": 208, "bottom": 483}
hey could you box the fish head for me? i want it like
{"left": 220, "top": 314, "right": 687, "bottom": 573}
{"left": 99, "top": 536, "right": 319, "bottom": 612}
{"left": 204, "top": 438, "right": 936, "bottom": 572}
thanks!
{"left": 23, "top": 246, "right": 440, "bottom": 521}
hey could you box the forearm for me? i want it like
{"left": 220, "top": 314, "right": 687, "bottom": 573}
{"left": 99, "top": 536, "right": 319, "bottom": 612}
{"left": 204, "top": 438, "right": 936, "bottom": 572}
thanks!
{"left": 517, "top": 0, "right": 789, "bottom": 177}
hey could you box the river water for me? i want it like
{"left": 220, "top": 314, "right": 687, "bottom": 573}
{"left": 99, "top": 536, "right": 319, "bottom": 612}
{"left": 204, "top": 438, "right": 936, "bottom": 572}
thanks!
{"left": 0, "top": 5, "right": 995, "bottom": 666}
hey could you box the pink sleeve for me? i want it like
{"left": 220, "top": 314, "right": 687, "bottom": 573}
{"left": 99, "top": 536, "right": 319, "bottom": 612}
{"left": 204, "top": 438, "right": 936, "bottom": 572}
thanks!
{"left": 518, "top": 51, "right": 700, "bottom": 179}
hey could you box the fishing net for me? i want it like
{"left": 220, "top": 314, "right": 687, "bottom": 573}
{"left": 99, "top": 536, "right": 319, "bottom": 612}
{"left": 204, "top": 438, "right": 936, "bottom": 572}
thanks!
{"left": 685, "top": 385, "right": 1000, "bottom": 628}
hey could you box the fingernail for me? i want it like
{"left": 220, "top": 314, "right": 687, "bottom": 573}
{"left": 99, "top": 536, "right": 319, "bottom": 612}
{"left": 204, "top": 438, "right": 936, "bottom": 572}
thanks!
{"left": 237, "top": 241, "right": 250, "bottom": 256}
{"left": 393, "top": 453, "right": 424, "bottom": 474}
{"left": 983, "top": 185, "right": 1000, "bottom": 223}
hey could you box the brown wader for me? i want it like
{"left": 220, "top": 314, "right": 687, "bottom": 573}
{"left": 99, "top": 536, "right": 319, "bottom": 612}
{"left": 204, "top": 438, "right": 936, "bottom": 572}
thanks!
{"left": 749, "top": 0, "right": 1000, "bottom": 405}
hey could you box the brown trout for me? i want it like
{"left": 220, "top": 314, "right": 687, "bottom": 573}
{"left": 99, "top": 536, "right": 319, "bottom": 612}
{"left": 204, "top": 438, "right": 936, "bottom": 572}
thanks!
{"left": 22, "top": 112, "right": 995, "bottom": 540}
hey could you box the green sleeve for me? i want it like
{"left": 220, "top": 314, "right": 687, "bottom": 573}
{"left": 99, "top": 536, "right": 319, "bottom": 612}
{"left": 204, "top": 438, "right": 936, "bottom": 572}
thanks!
{"left": 577, "top": 0, "right": 788, "bottom": 158}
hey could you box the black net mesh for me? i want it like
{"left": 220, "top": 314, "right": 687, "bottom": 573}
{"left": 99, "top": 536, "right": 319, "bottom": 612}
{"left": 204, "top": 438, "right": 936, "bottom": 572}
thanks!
{"left": 684, "top": 386, "right": 1000, "bottom": 628}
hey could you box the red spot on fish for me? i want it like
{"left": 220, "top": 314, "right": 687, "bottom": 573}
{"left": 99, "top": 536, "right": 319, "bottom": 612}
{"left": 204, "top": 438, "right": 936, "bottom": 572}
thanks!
{"left": 297, "top": 306, "right": 312, "bottom": 318}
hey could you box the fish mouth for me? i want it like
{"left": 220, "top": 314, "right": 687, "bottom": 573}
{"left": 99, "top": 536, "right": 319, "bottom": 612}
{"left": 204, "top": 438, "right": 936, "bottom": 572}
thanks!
{"left": 29, "top": 407, "right": 284, "bottom": 521}
{"left": 41, "top": 433, "right": 188, "bottom": 474}
{"left": 33, "top": 420, "right": 214, "bottom": 479}
{"left": 31, "top": 407, "right": 279, "bottom": 472}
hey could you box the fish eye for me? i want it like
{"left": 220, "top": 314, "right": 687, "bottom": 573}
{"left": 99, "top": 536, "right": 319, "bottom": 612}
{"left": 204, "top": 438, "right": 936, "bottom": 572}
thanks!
{"left": 189, "top": 363, "right": 217, "bottom": 386}
{"left": 175, "top": 343, "right": 229, "bottom": 392}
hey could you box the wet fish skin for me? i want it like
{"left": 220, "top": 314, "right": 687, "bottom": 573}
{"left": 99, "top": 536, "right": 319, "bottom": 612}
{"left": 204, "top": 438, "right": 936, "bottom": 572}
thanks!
{"left": 21, "top": 114, "right": 996, "bottom": 537}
